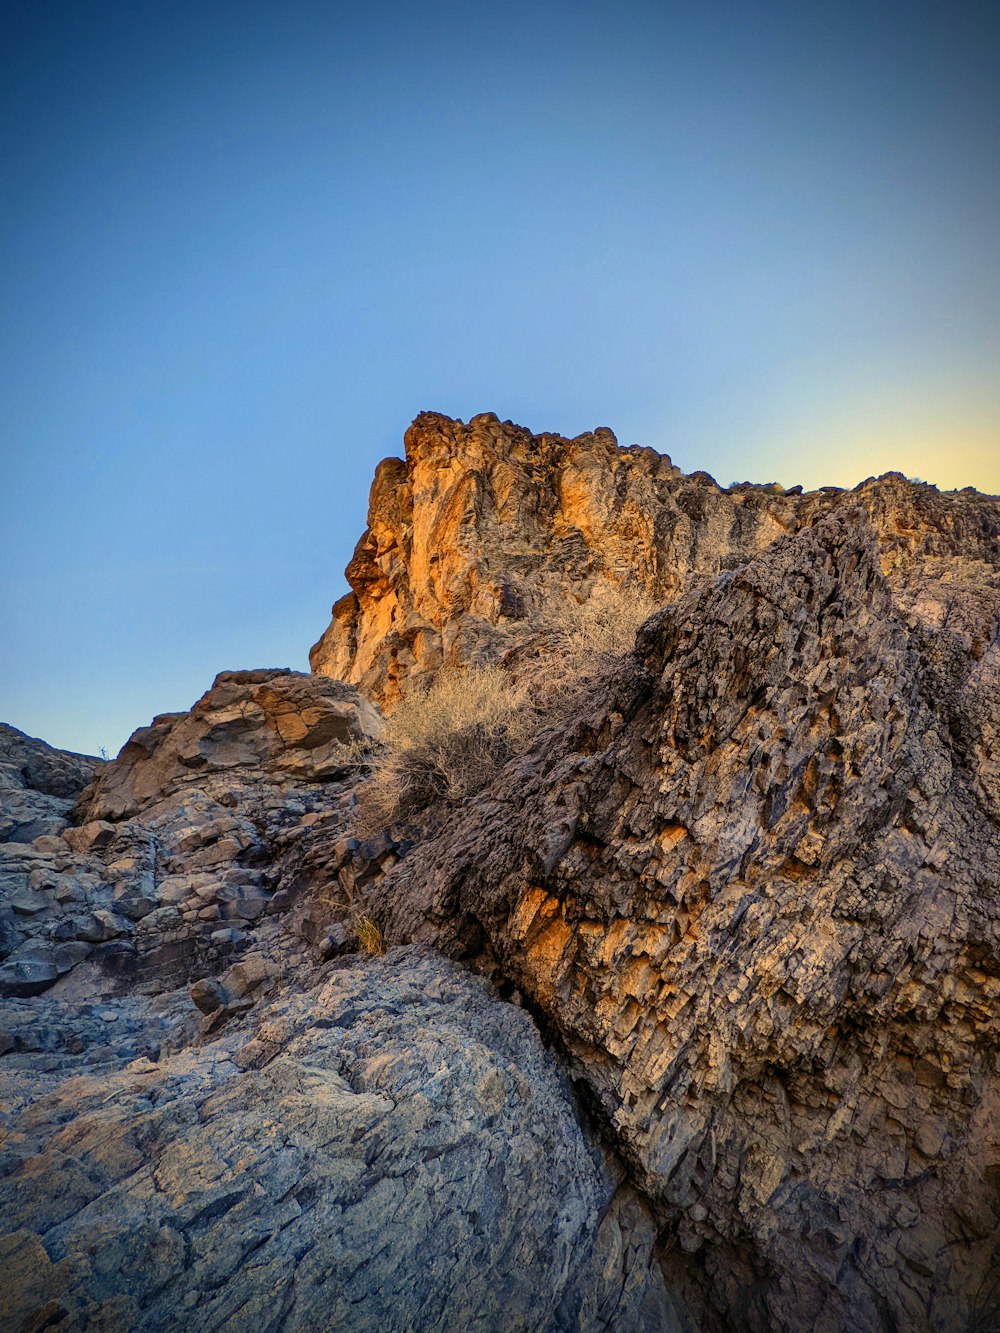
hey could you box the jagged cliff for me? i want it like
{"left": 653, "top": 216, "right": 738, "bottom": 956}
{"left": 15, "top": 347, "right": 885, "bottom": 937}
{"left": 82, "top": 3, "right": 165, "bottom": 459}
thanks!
{"left": 320, "top": 414, "right": 1000, "bottom": 1330}
{"left": 359, "top": 508, "right": 1000, "bottom": 1330}
{"left": 310, "top": 410, "right": 999, "bottom": 717}
{"left": 2, "top": 411, "right": 998, "bottom": 1332}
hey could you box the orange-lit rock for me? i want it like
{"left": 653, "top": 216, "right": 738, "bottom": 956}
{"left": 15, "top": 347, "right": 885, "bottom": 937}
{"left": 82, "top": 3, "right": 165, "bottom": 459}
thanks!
{"left": 310, "top": 413, "right": 1000, "bottom": 714}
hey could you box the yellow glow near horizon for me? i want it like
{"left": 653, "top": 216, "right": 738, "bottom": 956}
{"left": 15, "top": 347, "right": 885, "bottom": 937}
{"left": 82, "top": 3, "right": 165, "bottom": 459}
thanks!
{"left": 799, "top": 426, "right": 998, "bottom": 494}
{"left": 732, "top": 394, "right": 1000, "bottom": 495}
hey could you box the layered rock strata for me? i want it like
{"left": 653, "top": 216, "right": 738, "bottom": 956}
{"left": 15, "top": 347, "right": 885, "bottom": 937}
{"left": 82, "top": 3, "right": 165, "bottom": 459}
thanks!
{"left": 0, "top": 671, "right": 380, "bottom": 1004}
{"left": 355, "top": 505, "right": 1000, "bottom": 1332}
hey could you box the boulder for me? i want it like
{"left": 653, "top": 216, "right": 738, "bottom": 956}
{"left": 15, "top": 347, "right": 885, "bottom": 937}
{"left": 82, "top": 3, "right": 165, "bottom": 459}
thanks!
{"left": 76, "top": 670, "right": 382, "bottom": 821}
{"left": 0, "top": 949, "right": 684, "bottom": 1332}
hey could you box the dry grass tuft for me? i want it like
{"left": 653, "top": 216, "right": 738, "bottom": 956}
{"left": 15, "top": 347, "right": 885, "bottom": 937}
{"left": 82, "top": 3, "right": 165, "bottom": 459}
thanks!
{"left": 518, "top": 583, "right": 662, "bottom": 706}
{"left": 352, "top": 583, "right": 662, "bottom": 838}
{"left": 353, "top": 664, "right": 531, "bottom": 837}
{"left": 354, "top": 913, "right": 385, "bottom": 956}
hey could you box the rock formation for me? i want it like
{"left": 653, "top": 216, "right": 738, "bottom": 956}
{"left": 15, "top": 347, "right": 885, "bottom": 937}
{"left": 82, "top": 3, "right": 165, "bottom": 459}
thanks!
{"left": 359, "top": 505, "right": 1000, "bottom": 1330}
{"left": 310, "top": 410, "right": 999, "bottom": 714}
{"left": 1, "top": 945, "right": 680, "bottom": 1332}
{"left": 315, "top": 414, "right": 1000, "bottom": 1329}
{"left": 0, "top": 671, "right": 380, "bottom": 1003}
{"left": 3, "top": 410, "right": 999, "bottom": 1332}
{"left": 0, "top": 674, "right": 680, "bottom": 1332}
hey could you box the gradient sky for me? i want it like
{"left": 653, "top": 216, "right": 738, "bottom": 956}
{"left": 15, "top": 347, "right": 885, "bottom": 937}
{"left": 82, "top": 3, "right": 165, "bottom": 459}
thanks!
{"left": 2, "top": 0, "right": 998, "bottom": 757}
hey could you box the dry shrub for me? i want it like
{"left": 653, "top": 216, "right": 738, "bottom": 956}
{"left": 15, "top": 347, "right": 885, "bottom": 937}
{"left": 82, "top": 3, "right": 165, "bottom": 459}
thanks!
{"left": 519, "top": 583, "right": 662, "bottom": 706}
{"left": 353, "top": 664, "right": 531, "bottom": 837}
{"left": 352, "top": 583, "right": 662, "bottom": 838}
{"left": 354, "top": 913, "right": 385, "bottom": 956}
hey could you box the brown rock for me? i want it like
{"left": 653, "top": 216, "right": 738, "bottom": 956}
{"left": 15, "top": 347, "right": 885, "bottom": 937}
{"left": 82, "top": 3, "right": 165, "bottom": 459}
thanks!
{"left": 76, "top": 669, "right": 382, "bottom": 821}
{"left": 62, "top": 820, "right": 116, "bottom": 853}
{"left": 360, "top": 503, "right": 1000, "bottom": 1333}
{"left": 310, "top": 413, "right": 1000, "bottom": 717}
{"left": 189, "top": 976, "right": 229, "bottom": 1015}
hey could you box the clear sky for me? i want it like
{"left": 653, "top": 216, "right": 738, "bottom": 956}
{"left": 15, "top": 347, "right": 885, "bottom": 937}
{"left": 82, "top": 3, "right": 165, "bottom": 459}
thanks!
{"left": 2, "top": 0, "right": 998, "bottom": 757}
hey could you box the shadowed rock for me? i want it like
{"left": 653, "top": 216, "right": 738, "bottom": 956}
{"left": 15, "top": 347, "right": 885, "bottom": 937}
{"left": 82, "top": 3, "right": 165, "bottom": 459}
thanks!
{"left": 357, "top": 506, "right": 1000, "bottom": 1332}
{"left": 0, "top": 949, "right": 683, "bottom": 1333}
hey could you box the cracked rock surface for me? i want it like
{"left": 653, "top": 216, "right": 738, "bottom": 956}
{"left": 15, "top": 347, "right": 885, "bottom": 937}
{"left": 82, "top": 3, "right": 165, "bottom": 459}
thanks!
{"left": 1, "top": 673, "right": 684, "bottom": 1331}
{"left": 357, "top": 504, "right": 1000, "bottom": 1332}
{"left": 0, "top": 948, "right": 682, "bottom": 1332}
{"left": 5, "top": 411, "right": 999, "bottom": 1332}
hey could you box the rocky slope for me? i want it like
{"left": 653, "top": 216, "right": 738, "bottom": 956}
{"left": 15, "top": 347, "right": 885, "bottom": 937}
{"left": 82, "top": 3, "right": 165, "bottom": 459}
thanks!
{"left": 314, "top": 415, "right": 1000, "bottom": 1330}
{"left": 358, "top": 506, "right": 1000, "bottom": 1331}
{"left": 0, "top": 671, "right": 381, "bottom": 1003}
{"left": 1, "top": 946, "right": 679, "bottom": 1332}
{"left": 3, "top": 410, "right": 999, "bottom": 1332}
{"left": 0, "top": 676, "right": 681, "bottom": 1332}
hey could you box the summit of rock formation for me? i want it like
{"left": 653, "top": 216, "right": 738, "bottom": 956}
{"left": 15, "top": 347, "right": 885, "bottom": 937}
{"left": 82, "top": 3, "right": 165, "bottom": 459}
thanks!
{"left": 310, "top": 410, "right": 999, "bottom": 711}
{"left": 3, "top": 410, "right": 999, "bottom": 1332}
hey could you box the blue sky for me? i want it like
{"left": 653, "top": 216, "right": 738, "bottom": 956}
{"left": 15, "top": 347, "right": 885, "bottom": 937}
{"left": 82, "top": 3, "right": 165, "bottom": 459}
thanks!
{"left": 2, "top": 0, "right": 998, "bottom": 756}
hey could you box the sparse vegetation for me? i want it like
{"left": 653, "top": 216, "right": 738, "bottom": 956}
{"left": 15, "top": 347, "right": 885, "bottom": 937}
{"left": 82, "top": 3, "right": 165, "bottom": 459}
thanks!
{"left": 530, "top": 583, "right": 662, "bottom": 691}
{"left": 352, "top": 663, "right": 532, "bottom": 837}
{"left": 354, "top": 913, "right": 386, "bottom": 956}
{"left": 352, "top": 582, "right": 661, "bottom": 837}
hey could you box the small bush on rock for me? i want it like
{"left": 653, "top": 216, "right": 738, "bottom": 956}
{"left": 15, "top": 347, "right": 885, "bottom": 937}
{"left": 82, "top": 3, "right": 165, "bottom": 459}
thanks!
{"left": 354, "top": 665, "right": 531, "bottom": 835}
{"left": 354, "top": 913, "right": 385, "bottom": 956}
{"left": 518, "top": 584, "right": 662, "bottom": 705}
{"left": 353, "top": 584, "right": 661, "bottom": 837}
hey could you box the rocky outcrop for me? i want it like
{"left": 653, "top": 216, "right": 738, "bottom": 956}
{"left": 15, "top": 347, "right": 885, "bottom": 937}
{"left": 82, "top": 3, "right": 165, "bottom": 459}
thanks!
{"left": 1, "top": 669, "right": 688, "bottom": 1329}
{"left": 78, "top": 668, "right": 382, "bottom": 821}
{"left": 310, "top": 412, "right": 999, "bottom": 711}
{"left": 5, "top": 410, "right": 999, "bottom": 1332}
{"left": 0, "top": 671, "right": 382, "bottom": 1003}
{"left": 0, "top": 948, "right": 683, "bottom": 1332}
{"left": 0, "top": 723, "right": 99, "bottom": 843}
{"left": 356, "top": 505, "right": 1000, "bottom": 1332}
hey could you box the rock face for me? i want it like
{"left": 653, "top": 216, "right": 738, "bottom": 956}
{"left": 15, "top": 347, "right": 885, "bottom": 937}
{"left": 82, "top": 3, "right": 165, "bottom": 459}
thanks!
{"left": 0, "top": 723, "right": 99, "bottom": 843}
{"left": 79, "top": 668, "right": 383, "bottom": 821}
{"left": 357, "top": 504, "right": 1000, "bottom": 1332}
{"left": 310, "top": 411, "right": 999, "bottom": 711}
{"left": 0, "top": 671, "right": 382, "bottom": 1005}
{"left": 0, "top": 947, "right": 681, "bottom": 1332}
{"left": 1, "top": 670, "right": 684, "bottom": 1329}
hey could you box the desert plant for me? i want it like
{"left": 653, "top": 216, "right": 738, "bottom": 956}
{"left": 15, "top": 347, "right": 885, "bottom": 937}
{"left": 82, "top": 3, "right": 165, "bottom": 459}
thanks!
{"left": 518, "top": 582, "right": 662, "bottom": 705}
{"left": 354, "top": 913, "right": 385, "bottom": 956}
{"left": 352, "top": 583, "right": 662, "bottom": 838}
{"left": 353, "top": 664, "right": 531, "bottom": 836}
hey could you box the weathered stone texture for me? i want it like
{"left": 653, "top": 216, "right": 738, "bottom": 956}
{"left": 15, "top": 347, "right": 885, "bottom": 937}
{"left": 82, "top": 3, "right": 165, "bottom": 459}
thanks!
{"left": 310, "top": 412, "right": 999, "bottom": 714}
{"left": 78, "top": 668, "right": 382, "bottom": 821}
{"left": 1, "top": 669, "right": 686, "bottom": 1329}
{"left": 357, "top": 504, "right": 1000, "bottom": 1332}
{"left": 0, "top": 674, "right": 373, "bottom": 1004}
{"left": 5, "top": 410, "right": 999, "bottom": 1333}
{"left": 0, "top": 949, "right": 682, "bottom": 1332}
